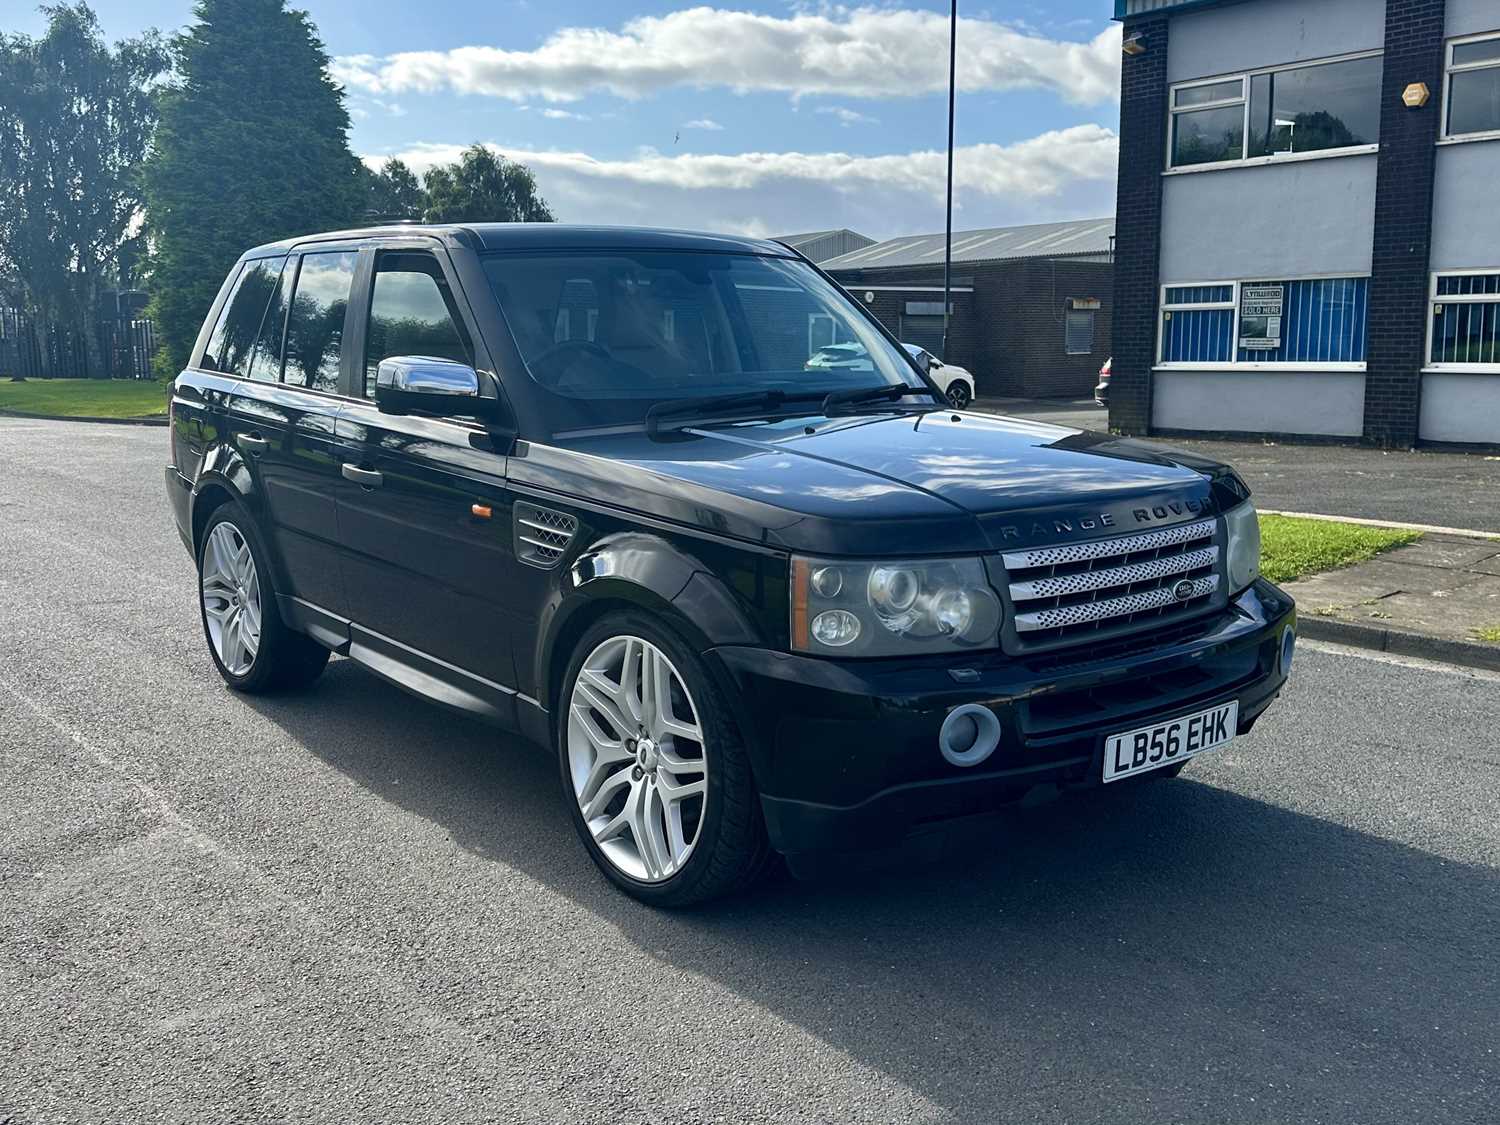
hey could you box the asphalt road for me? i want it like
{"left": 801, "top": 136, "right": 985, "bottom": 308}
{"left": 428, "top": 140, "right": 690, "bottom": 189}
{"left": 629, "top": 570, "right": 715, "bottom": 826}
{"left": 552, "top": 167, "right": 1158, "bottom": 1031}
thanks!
{"left": 2, "top": 417, "right": 1498, "bottom": 1124}
{"left": 980, "top": 397, "right": 1500, "bottom": 533}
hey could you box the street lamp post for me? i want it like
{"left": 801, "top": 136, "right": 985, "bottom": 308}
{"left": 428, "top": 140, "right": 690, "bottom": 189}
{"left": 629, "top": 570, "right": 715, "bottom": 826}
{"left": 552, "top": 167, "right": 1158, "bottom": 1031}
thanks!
{"left": 942, "top": 0, "right": 957, "bottom": 362}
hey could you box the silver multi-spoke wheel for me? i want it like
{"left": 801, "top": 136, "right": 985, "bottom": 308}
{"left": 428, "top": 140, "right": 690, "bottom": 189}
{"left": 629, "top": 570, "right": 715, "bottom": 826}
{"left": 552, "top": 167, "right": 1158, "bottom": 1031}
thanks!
{"left": 567, "top": 635, "right": 708, "bottom": 883}
{"left": 200, "top": 521, "right": 262, "bottom": 677}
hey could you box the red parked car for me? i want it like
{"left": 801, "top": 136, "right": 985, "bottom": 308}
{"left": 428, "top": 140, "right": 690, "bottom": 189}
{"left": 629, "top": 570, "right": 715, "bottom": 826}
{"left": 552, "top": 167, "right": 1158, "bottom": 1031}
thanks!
{"left": 1094, "top": 357, "right": 1111, "bottom": 407}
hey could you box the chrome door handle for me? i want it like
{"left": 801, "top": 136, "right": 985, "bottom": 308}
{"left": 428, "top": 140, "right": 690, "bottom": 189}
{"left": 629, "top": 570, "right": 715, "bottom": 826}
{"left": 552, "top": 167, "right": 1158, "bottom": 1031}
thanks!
{"left": 239, "top": 433, "right": 270, "bottom": 453}
{"left": 341, "top": 463, "right": 383, "bottom": 488}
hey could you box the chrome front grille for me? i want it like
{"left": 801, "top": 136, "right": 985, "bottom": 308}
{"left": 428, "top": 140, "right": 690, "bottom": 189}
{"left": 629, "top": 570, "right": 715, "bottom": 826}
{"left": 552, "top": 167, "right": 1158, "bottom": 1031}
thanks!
{"left": 1001, "top": 517, "right": 1222, "bottom": 651}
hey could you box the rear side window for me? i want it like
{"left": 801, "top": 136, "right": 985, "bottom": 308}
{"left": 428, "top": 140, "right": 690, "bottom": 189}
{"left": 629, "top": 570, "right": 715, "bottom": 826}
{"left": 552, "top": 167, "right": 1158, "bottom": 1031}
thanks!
{"left": 283, "top": 250, "right": 358, "bottom": 392}
{"left": 202, "top": 258, "right": 283, "bottom": 376}
{"left": 364, "top": 252, "right": 473, "bottom": 396}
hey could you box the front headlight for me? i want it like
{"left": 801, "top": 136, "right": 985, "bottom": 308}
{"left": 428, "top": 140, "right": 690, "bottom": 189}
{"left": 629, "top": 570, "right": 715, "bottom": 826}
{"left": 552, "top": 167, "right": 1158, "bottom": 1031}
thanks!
{"left": 791, "top": 556, "right": 1002, "bottom": 656}
{"left": 1225, "top": 500, "right": 1261, "bottom": 592}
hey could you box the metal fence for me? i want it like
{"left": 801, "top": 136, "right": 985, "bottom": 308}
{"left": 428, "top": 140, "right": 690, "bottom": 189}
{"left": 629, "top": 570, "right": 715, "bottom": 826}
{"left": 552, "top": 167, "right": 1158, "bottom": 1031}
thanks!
{"left": 0, "top": 307, "right": 156, "bottom": 380}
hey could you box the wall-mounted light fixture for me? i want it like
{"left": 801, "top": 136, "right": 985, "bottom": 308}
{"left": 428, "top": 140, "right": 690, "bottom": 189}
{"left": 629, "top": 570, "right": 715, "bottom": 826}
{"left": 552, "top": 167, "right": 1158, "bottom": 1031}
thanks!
{"left": 1122, "top": 31, "right": 1146, "bottom": 57}
{"left": 1402, "top": 81, "right": 1431, "bottom": 108}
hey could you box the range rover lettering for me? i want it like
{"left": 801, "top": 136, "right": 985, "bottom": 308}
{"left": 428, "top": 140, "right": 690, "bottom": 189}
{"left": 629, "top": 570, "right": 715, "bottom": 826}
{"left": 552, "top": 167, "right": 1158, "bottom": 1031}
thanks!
{"left": 165, "top": 224, "right": 1296, "bottom": 905}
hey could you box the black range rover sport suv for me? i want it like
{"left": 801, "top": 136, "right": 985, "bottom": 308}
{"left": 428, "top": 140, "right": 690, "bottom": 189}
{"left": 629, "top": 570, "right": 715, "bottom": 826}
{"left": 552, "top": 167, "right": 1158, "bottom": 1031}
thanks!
{"left": 166, "top": 224, "right": 1296, "bottom": 905}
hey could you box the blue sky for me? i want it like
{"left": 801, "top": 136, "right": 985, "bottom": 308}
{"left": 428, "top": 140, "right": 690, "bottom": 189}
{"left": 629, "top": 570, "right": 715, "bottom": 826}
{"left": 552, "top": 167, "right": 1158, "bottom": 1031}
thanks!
{"left": 2, "top": 1, "right": 1123, "bottom": 239}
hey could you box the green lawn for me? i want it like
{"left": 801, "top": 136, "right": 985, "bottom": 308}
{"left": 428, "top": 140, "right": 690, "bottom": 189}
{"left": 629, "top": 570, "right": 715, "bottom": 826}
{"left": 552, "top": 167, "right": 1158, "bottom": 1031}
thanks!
{"left": 0, "top": 377, "right": 169, "bottom": 419}
{"left": 1259, "top": 513, "right": 1422, "bottom": 585}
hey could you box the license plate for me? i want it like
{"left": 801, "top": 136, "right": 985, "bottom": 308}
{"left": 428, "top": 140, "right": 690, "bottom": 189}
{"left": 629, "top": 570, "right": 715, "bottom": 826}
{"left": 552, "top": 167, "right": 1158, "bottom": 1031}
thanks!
{"left": 1102, "top": 701, "right": 1238, "bottom": 783}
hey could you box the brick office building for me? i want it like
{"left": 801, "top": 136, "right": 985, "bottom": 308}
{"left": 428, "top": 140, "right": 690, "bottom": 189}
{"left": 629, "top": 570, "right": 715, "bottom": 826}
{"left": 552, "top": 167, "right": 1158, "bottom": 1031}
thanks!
{"left": 820, "top": 218, "right": 1115, "bottom": 399}
{"left": 1110, "top": 0, "right": 1500, "bottom": 447}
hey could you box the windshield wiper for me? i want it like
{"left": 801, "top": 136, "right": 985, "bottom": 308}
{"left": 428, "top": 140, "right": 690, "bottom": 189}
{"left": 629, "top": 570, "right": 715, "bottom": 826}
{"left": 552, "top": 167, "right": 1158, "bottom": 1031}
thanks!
{"left": 820, "top": 383, "right": 942, "bottom": 415}
{"left": 644, "top": 389, "right": 824, "bottom": 437}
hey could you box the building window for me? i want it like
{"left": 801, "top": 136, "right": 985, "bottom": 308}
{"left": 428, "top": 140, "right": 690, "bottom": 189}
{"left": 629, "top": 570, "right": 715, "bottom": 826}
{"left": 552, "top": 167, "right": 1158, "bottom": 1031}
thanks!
{"left": 1169, "top": 53, "right": 1383, "bottom": 170}
{"left": 1429, "top": 272, "right": 1500, "bottom": 368}
{"left": 1064, "top": 309, "right": 1095, "bottom": 355}
{"left": 1444, "top": 32, "right": 1500, "bottom": 140}
{"left": 1158, "top": 278, "right": 1368, "bottom": 367}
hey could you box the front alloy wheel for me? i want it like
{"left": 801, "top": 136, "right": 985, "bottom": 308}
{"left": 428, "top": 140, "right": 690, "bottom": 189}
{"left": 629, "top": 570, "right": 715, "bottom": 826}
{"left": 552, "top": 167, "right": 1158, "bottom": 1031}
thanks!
{"left": 946, "top": 381, "right": 972, "bottom": 409}
{"left": 567, "top": 635, "right": 707, "bottom": 882}
{"left": 558, "top": 613, "right": 772, "bottom": 905}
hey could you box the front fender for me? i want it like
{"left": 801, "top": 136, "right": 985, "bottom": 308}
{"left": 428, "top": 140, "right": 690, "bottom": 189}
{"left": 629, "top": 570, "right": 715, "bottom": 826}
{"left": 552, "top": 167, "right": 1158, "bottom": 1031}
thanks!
{"left": 531, "top": 531, "right": 767, "bottom": 711}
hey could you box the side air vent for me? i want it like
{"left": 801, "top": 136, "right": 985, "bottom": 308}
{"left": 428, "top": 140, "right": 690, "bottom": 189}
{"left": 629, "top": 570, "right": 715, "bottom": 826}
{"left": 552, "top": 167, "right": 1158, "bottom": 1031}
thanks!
{"left": 514, "top": 502, "right": 578, "bottom": 569}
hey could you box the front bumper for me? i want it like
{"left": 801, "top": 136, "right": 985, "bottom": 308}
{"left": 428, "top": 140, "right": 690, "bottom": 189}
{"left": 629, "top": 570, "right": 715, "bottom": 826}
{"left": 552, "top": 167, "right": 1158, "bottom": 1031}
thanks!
{"left": 710, "top": 579, "right": 1294, "bottom": 857}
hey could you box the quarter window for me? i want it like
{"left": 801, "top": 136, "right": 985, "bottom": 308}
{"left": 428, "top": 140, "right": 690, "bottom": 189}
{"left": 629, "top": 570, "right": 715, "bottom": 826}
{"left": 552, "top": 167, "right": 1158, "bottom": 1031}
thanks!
{"left": 1170, "top": 54, "right": 1383, "bottom": 169}
{"left": 1430, "top": 272, "right": 1500, "bottom": 367}
{"left": 1444, "top": 33, "right": 1500, "bottom": 139}
{"left": 364, "top": 252, "right": 474, "bottom": 397}
{"left": 1159, "top": 278, "right": 1369, "bottom": 366}
{"left": 244, "top": 259, "right": 291, "bottom": 383}
{"left": 202, "top": 259, "right": 283, "bottom": 376}
{"left": 283, "top": 251, "right": 358, "bottom": 392}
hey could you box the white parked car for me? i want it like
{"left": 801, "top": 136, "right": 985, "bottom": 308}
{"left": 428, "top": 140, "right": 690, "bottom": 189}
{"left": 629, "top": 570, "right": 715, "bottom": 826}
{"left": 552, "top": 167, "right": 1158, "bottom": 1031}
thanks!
{"left": 902, "top": 344, "right": 975, "bottom": 409}
{"left": 805, "top": 342, "right": 975, "bottom": 409}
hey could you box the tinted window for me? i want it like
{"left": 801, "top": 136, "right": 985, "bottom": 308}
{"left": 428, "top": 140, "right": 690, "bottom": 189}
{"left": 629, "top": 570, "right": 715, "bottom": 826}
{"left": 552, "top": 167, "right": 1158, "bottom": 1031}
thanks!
{"left": 1172, "top": 104, "right": 1245, "bottom": 166}
{"left": 203, "top": 259, "right": 281, "bottom": 375}
{"left": 364, "top": 253, "right": 472, "bottom": 396}
{"left": 284, "top": 251, "right": 358, "bottom": 392}
{"left": 244, "top": 259, "right": 291, "bottom": 383}
{"left": 1448, "top": 67, "right": 1500, "bottom": 138}
{"left": 481, "top": 251, "right": 921, "bottom": 427}
{"left": 1247, "top": 55, "right": 1382, "bottom": 157}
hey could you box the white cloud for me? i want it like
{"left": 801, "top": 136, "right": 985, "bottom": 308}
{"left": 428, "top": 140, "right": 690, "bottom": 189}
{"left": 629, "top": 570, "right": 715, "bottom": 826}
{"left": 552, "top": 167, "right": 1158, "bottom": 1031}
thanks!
{"left": 817, "top": 106, "right": 878, "bottom": 126}
{"left": 540, "top": 107, "right": 589, "bottom": 120}
{"left": 683, "top": 118, "right": 725, "bottom": 131}
{"left": 365, "top": 125, "right": 1118, "bottom": 238}
{"left": 332, "top": 7, "right": 1120, "bottom": 106}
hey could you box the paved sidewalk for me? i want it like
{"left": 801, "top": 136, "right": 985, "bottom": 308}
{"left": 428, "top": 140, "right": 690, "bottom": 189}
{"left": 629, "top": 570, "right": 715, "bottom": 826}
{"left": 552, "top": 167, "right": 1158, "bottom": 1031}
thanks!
{"left": 1286, "top": 533, "right": 1500, "bottom": 669}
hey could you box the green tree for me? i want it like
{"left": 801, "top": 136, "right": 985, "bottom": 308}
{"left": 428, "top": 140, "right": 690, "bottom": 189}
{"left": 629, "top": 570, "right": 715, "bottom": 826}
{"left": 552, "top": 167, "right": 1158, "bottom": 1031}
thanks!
{"left": 142, "top": 0, "right": 364, "bottom": 373}
{"left": 362, "top": 157, "right": 425, "bottom": 221}
{"left": 0, "top": 4, "right": 168, "bottom": 377}
{"left": 422, "top": 145, "right": 554, "bottom": 224}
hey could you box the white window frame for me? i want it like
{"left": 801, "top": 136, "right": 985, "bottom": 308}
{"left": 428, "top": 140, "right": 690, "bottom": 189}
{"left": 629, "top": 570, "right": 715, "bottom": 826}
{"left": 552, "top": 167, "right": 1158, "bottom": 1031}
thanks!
{"left": 1165, "top": 49, "right": 1383, "bottom": 174}
{"left": 1154, "top": 275, "right": 1369, "bottom": 372}
{"left": 1424, "top": 269, "right": 1500, "bottom": 374}
{"left": 1439, "top": 30, "right": 1500, "bottom": 145}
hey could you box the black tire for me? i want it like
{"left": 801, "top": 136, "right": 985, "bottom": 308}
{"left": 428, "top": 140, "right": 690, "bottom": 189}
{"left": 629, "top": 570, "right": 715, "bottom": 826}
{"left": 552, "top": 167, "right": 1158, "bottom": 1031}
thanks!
{"left": 556, "top": 611, "right": 773, "bottom": 907}
{"left": 197, "top": 501, "right": 330, "bottom": 694}
{"left": 946, "top": 381, "right": 972, "bottom": 409}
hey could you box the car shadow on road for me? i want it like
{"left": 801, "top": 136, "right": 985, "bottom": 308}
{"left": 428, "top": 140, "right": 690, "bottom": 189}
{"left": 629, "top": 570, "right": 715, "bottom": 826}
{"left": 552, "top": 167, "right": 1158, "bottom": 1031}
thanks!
{"left": 246, "top": 658, "right": 1500, "bottom": 1123}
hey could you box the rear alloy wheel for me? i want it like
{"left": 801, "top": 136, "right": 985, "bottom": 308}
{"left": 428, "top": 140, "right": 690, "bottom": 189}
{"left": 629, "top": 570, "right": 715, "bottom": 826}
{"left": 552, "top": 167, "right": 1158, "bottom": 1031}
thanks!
{"left": 197, "top": 502, "right": 330, "bottom": 694}
{"left": 946, "top": 381, "right": 972, "bottom": 409}
{"left": 559, "top": 614, "right": 771, "bottom": 905}
{"left": 201, "top": 521, "right": 262, "bottom": 677}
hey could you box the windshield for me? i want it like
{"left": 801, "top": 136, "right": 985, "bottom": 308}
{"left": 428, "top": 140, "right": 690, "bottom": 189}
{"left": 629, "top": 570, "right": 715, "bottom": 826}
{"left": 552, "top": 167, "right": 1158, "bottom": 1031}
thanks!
{"left": 481, "top": 250, "right": 920, "bottom": 426}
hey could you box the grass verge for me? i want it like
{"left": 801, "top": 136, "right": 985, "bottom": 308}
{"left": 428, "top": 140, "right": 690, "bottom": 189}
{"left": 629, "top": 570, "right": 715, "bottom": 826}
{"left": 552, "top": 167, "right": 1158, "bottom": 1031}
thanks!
{"left": 1259, "top": 513, "right": 1422, "bottom": 585}
{"left": 0, "top": 377, "right": 168, "bottom": 419}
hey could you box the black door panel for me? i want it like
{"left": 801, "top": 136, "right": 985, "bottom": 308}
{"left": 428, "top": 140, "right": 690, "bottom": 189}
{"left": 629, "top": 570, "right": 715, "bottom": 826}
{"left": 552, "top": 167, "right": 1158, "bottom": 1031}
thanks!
{"left": 334, "top": 401, "right": 518, "bottom": 703}
{"left": 224, "top": 382, "right": 348, "bottom": 618}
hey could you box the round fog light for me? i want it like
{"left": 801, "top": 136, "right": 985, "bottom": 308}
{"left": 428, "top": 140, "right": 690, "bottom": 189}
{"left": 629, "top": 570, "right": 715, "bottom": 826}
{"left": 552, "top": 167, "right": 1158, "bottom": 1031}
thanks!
{"left": 939, "top": 703, "right": 1002, "bottom": 767}
{"left": 811, "top": 609, "right": 861, "bottom": 647}
{"left": 1280, "top": 626, "right": 1296, "bottom": 676}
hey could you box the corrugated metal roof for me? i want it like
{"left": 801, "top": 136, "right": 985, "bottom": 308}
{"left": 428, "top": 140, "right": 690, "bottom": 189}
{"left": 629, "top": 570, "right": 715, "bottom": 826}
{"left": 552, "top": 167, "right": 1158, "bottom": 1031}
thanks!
{"left": 820, "top": 218, "right": 1115, "bottom": 273}
{"left": 773, "top": 228, "right": 876, "bottom": 263}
